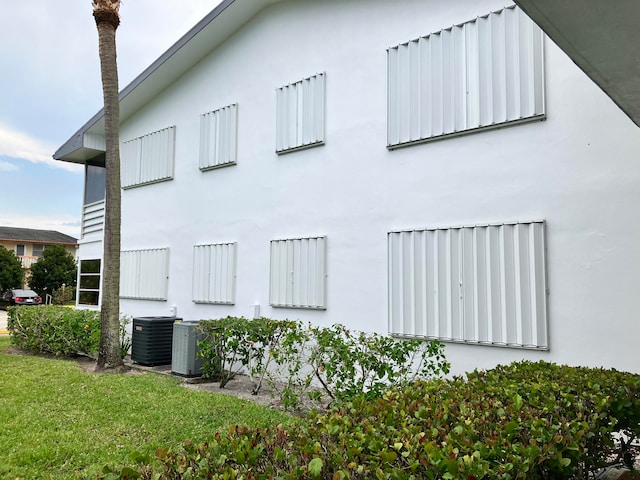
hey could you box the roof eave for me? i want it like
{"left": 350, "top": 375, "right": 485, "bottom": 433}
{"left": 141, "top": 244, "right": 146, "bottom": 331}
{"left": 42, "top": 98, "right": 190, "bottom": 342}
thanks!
{"left": 55, "top": 0, "right": 282, "bottom": 164}
{"left": 514, "top": 0, "right": 640, "bottom": 128}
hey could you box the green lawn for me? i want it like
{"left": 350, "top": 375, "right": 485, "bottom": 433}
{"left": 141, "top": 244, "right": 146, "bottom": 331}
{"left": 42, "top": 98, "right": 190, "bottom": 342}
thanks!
{"left": 0, "top": 336, "right": 292, "bottom": 479}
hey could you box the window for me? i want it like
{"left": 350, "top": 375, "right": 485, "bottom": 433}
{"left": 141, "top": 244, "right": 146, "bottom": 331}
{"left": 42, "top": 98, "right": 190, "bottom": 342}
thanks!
{"left": 276, "top": 73, "right": 325, "bottom": 153}
{"left": 15, "top": 245, "right": 25, "bottom": 256}
{"left": 388, "top": 221, "right": 548, "bottom": 349}
{"left": 387, "top": 6, "right": 545, "bottom": 148}
{"left": 121, "top": 126, "right": 176, "bottom": 188}
{"left": 120, "top": 248, "right": 169, "bottom": 300}
{"left": 192, "top": 242, "right": 237, "bottom": 304}
{"left": 200, "top": 104, "right": 238, "bottom": 170}
{"left": 32, "top": 244, "right": 50, "bottom": 257}
{"left": 270, "top": 236, "right": 327, "bottom": 309}
{"left": 78, "top": 259, "right": 101, "bottom": 306}
{"left": 84, "top": 163, "right": 106, "bottom": 205}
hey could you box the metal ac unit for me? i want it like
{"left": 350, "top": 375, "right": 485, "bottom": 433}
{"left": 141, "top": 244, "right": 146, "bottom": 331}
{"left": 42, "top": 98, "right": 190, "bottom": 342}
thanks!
{"left": 131, "top": 316, "right": 180, "bottom": 366}
{"left": 171, "top": 321, "right": 204, "bottom": 377}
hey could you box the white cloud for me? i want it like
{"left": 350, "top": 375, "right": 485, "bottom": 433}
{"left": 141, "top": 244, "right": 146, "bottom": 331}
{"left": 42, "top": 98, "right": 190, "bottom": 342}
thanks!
{"left": 0, "top": 160, "right": 19, "bottom": 172}
{"left": 0, "top": 213, "right": 81, "bottom": 240}
{"left": 0, "top": 123, "right": 82, "bottom": 172}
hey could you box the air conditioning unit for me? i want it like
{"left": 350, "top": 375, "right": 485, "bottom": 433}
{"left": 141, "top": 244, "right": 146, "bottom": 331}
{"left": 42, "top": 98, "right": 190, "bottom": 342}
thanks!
{"left": 131, "top": 316, "right": 180, "bottom": 366}
{"left": 172, "top": 321, "right": 204, "bottom": 377}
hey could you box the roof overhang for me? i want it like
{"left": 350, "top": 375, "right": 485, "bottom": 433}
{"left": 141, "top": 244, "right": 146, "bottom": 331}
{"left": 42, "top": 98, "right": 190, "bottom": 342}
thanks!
{"left": 514, "top": 0, "right": 640, "bottom": 128}
{"left": 57, "top": 0, "right": 640, "bottom": 164}
{"left": 54, "top": 0, "right": 282, "bottom": 164}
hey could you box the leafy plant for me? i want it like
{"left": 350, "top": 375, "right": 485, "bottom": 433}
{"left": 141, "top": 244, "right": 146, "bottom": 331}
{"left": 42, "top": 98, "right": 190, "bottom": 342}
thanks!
{"left": 0, "top": 245, "right": 23, "bottom": 292}
{"left": 255, "top": 319, "right": 321, "bottom": 411}
{"left": 197, "top": 317, "right": 450, "bottom": 412}
{"left": 120, "top": 315, "right": 132, "bottom": 358}
{"left": 117, "top": 361, "right": 640, "bottom": 480}
{"left": 28, "top": 245, "right": 77, "bottom": 299}
{"left": 52, "top": 284, "right": 76, "bottom": 305}
{"left": 8, "top": 306, "right": 133, "bottom": 359}
{"left": 309, "top": 323, "right": 449, "bottom": 403}
{"left": 8, "top": 305, "right": 100, "bottom": 356}
{"left": 198, "top": 317, "right": 274, "bottom": 388}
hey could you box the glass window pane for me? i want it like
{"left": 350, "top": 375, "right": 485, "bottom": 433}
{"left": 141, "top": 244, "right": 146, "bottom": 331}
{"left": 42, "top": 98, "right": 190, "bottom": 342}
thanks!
{"left": 78, "top": 291, "right": 99, "bottom": 306}
{"left": 85, "top": 164, "right": 106, "bottom": 204}
{"left": 80, "top": 259, "right": 101, "bottom": 274}
{"left": 79, "top": 275, "right": 100, "bottom": 289}
{"left": 32, "top": 244, "right": 47, "bottom": 257}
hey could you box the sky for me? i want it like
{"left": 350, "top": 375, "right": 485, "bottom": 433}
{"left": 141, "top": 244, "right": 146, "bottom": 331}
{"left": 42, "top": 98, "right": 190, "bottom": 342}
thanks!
{"left": 0, "top": 1, "right": 221, "bottom": 239}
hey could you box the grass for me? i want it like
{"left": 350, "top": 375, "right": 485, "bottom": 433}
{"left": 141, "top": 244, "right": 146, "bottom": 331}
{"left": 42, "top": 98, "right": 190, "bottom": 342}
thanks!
{"left": 0, "top": 336, "right": 293, "bottom": 479}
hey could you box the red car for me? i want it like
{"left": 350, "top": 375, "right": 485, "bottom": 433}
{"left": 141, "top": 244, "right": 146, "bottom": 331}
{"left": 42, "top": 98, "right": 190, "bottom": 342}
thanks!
{"left": 2, "top": 289, "right": 43, "bottom": 306}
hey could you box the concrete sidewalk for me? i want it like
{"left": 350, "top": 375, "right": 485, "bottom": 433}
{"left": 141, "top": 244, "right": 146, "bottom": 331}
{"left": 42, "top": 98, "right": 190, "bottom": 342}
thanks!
{"left": 0, "top": 309, "right": 8, "bottom": 335}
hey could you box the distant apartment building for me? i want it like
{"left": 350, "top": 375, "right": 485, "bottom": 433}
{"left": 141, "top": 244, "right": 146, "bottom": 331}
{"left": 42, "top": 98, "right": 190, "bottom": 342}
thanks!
{"left": 0, "top": 227, "right": 78, "bottom": 286}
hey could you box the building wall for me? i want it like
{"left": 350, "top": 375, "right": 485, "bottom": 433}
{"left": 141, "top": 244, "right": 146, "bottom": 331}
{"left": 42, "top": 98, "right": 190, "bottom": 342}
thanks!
{"left": 0, "top": 240, "right": 77, "bottom": 274}
{"left": 84, "top": 0, "right": 640, "bottom": 374}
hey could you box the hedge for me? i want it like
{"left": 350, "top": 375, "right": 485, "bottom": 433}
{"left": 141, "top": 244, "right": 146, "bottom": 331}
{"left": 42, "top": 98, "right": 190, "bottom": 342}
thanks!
{"left": 111, "top": 361, "right": 639, "bottom": 479}
{"left": 8, "top": 305, "right": 100, "bottom": 357}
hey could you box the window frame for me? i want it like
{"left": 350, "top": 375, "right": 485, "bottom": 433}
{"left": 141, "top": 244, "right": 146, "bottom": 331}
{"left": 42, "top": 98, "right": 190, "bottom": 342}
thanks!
{"left": 32, "top": 244, "right": 49, "bottom": 258}
{"left": 78, "top": 259, "right": 101, "bottom": 307}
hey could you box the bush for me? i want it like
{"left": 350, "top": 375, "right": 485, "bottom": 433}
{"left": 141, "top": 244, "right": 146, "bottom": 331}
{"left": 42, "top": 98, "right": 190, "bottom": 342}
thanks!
{"left": 7, "top": 306, "right": 132, "bottom": 359}
{"left": 198, "top": 317, "right": 283, "bottom": 387}
{"left": 114, "top": 361, "right": 639, "bottom": 479}
{"left": 8, "top": 306, "right": 99, "bottom": 356}
{"left": 52, "top": 285, "right": 76, "bottom": 305}
{"left": 197, "top": 317, "right": 449, "bottom": 411}
{"left": 310, "top": 323, "right": 449, "bottom": 403}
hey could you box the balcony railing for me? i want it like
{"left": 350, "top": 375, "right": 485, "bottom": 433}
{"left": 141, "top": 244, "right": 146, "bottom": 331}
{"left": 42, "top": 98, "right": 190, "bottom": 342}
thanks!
{"left": 18, "top": 256, "right": 38, "bottom": 269}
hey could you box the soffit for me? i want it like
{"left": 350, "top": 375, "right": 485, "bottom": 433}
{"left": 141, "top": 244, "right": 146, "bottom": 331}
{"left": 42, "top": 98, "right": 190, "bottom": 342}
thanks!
{"left": 514, "top": 0, "right": 640, "bottom": 128}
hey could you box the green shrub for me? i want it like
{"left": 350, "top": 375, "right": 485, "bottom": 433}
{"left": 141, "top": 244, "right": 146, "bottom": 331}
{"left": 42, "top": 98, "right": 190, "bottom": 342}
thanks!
{"left": 7, "top": 306, "right": 133, "bottom": 359}
{"left": 52, "top": 285, "right": 76, "bottom": 305}
{"left": 197, "top": 317, "right": 449, "bottom": 411}
{"left": 256, "top": 319, "right": 321, "bottom": 411}
{"left": 465, "top": 361, "right": 640, "bottom": 475}
{"left": 198, "top": 317, "right": 285, "bottom": 388}
{"left": 309, "top": 323, "right": 449, "bottom": 403}
{"left": 116, "top": 361, "right": 639, "bottom": 479}
{"left": 8, "top": 305, "right": 100, "bottom": 356}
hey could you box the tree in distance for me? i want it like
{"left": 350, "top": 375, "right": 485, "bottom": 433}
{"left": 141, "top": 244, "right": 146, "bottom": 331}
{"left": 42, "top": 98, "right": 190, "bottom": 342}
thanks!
{"left": 29, "top": 245, "right": 77, "bottom": 300}
{"left": 0, "top": 245, "right": 24, "bottom": 292}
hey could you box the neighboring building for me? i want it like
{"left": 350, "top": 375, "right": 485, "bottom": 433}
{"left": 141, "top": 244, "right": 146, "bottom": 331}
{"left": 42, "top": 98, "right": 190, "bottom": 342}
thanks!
{"left": 54, "top": 0, "right": 640, "bottom": 375}
{"left": 0, "top": 227, "right": 78, "bottom": 287}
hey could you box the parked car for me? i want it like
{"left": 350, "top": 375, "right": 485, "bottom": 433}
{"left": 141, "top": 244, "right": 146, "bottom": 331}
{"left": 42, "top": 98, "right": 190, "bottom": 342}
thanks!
{"left": 1, "top": 289, "right": 43, "bottom": 306}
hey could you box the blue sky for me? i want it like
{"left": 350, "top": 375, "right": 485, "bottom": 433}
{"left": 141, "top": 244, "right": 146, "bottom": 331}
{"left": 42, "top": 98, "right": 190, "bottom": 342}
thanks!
{"left": 0, "top": 1, "right": 220, "bottom": 239}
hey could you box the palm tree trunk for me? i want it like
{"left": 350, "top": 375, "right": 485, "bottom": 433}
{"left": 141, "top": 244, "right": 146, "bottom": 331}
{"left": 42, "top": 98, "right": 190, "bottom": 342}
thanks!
{"left": 94, "top": 2, "right": 123, "bottom": 368}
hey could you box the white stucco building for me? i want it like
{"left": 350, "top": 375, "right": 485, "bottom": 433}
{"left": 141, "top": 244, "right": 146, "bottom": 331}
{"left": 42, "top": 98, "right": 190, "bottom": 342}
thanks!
{"left": 55, "top": 0, "right": 640, "bottom": 375}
